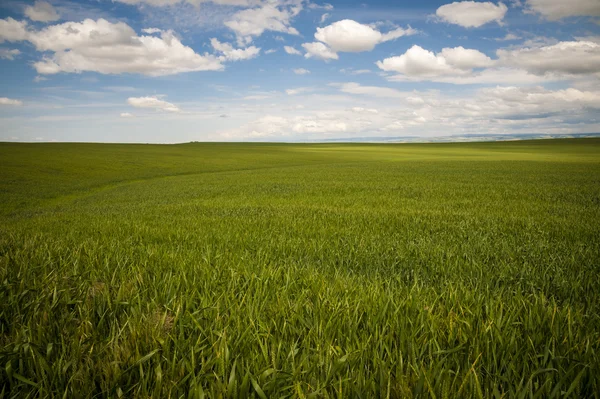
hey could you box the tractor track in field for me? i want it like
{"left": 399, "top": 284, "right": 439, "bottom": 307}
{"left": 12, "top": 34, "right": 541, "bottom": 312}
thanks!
{"left": 3, "top": 160, "right": 369, "bottom": 219}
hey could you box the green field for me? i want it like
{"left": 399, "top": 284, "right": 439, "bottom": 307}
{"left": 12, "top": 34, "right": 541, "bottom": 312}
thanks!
{"left": 1, "top": 139, "right": 599, "bottom": 398}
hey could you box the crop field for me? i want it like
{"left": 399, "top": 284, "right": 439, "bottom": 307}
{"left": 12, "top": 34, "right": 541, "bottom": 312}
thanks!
{"left": 1, "top": 139, "right": 599, "bottom": 398}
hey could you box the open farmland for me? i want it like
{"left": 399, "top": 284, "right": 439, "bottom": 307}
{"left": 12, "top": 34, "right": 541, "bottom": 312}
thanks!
{"left": 1, "top": 139, "right": 599, "bottom": 398}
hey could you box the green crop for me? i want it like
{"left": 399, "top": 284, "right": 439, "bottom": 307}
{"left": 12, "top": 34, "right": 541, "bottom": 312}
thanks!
{"left": 1, "top": 139, "right": 599, "bottom": 398}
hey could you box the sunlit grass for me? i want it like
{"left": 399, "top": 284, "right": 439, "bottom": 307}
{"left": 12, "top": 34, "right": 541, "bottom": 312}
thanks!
{"left": 1, "top": 139, "right": 599, "bottom": 397}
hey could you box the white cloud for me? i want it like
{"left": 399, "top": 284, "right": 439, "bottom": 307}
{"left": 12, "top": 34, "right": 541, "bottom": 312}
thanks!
{"left": 497, "top": 40, "right": 600, "bottom": 75}
{"left": 0, "top": 18, "right": 223, "bottom": 76}
{"left": 380, "top": 27, "right": 419, "bottom": 42}
{"left": 0, "top": 97, "right": 23, "bottom": 106}
{"left": 351, "top": 107, "right": 379, "bottom": 113}
{"left": 495, "top": 33, "right": 521, "bottom": 41}
{"left": 224, "top": 3, "right": 301, "bottom": 46}
{"left": 222, "top": 113, "right": 354, "bottom": 138}
{"left": 24, "top": 1, "right": 60, "bottom": 22}
{"left": 284, "top": 45, "right": 302, "bottom": 55}
{"left": 210, "top": 38, "right": 260, "bottom": 61}
{"left": 308, "top": 2, "right": 334, "bottom": 10}
{"left": 379, "top": 41, "right": 600, "bottom": 84}
{"left": 440, "top": 46, "right": 495, "bottom": 69}
{"left": 265, "top": 49, "right": 277, "bottom": 54}
{"left": 293, "top": 68, "right": 310, "bottom": 74}
{"left": 128, "top": 96, "right": 181, "bottom": 112}
{"left": 242, "top": 94, "right": 273, "bottom": 100}
{"left": 377, "top": 45, "right": 494, "bottom": 78}
{"left": 320, "top": 13, "right": 330, "bottom": 24}
{"left": 525, "top": 0, "right": 600, "bottom": 20}
{"left": 338, "top": 82, "right": 408, "bottom": 98}
{"left": 116, "top": 0, "right": 252, "bottom": 6}
{"left": 291, "top": 118, "right": 348, "bottom": 134}
{"left": 315, "top": 19, "right": 380, "bottom": 52}
{"left": 387, "top": 67, "right": 557, "bottom": 84}
{"left": 302, "top": 42, "right": 338, "bottom": 60}
{"left": 436, "top": 1, "right": 508, "bottom": 27}
{"left": 120, "top": 112, "right": 135, "bottom": 117}
{"left": 286, "top": 87, "right": 313, "bottom": 95}
{"left": 224, "top": 115, "right": 291, "bottom": 138}
{"left": 314, "top": 19, "right": 417, "bottom": 53}
{"left": 481, "top": 86, "right": 600, "bottom": 108}
{"left": 141, "top": 28, "right": 162, "bottom": 34}
{"left": 0, "top": 18, "right": 29, "bottom": 43}
{"left": 0, "top": 48, "right": 20, "bottom": 60}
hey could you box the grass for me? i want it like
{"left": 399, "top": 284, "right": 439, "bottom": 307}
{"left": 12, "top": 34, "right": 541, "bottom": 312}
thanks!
{"left": 1, "top": 139, "right": 599, "bottom": 398}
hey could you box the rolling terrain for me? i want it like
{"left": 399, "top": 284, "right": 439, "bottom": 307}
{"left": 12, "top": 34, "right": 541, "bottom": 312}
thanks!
{"left": 1, "top": 139, "right": 599, "bottom": 398}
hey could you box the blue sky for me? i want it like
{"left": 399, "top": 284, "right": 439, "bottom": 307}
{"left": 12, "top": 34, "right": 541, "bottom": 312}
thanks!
{"left": 0, "top": 0, "right": 599, "bottom": 142}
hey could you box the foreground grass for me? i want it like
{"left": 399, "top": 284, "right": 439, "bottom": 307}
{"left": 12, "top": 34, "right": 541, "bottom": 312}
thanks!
{"left": 1, "top": 139, "right": 599, "bottom": 398}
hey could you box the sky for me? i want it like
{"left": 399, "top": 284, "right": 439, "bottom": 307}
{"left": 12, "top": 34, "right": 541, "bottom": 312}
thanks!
{"left": 0, "top": 0, "right": 599, "bottom": 143}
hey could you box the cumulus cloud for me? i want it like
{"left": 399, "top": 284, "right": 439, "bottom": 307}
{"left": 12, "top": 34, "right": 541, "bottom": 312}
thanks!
{"left": 0, "top": 97, "right": 23, "bottom": 106}
{"left": 0, "top": 18, "right": 29, "bottom": 43}
{"left": 284, "top": 45, "right": 302, "bottom": 55}
{"left": 302, "top": 42, "right": 338, "bottom": 60}
{"left": 24, "top": 1, "right": 60, "bottom": 22}
{"left": 210, "top": 38, "right": 260, "bottom": 61}
{"left": 525, "top": 0, "right": 600, "bottom": 20}
{"left": 120, "top": 112, "right": 135, "bottom": 117}
{"left": 0, "top": 48, "right": 20, "bottom": 60}
{"left": 377, "top": 45, "right": 494, "bottom": 77}
{"left": 127, "top": 96, "right": 181, "bottom": 112}
{"left": 313, "top": 19, "right": 417, "bottom": 53}
{"left": 378, "top": 40, "right": 600, "bottom": 84}
{"left": 0, "top": 18, "right": 223, "bottom": 76}
{"left": 293, "top": 68, "right": 310, "bottom": 74}
{"left": 440, "top": 47, "right": 495, "bottom": 69}
{"left": 436, "top": 1, "right": 508, "bottom": 27}
{"left": 497, "top": 40, "right": 600, "bottom": 75}
{"left": 224, "top": 3, "right": 301, "bottom": 46}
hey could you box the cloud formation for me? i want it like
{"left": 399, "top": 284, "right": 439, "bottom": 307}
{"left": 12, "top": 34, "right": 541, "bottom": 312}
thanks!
{"left": 127, "top": 96, "right": 181, "bottom": 112}
{"left": 0, "top": 97, "right": 23, "bottom": 106}
{"left": 377, "top": 40, "right": 600, "bottom": 84}
{"left": 436, "top": 1, "right": 508, "bottom": 27}
{"left": 309, "top": 19, "right": 416, "bottom": 56}
{"left": 0, "top": 18, "right": 224, "bottom": 76}
{"left": 302, "top": 42, "right": 339, "bottom": 60}
{"left": 24, "top": 1, "right": 60, "bottom": 22}
{"left": 377, "top": 45, "right": 494, "bottom": 78}
{"left": 0, "top": 48, "right": 20, "bottom": 60}
{"left": 497, "top": 40, "right": 600, "bottom": 75}
{"left": 224, "top": 2, "right": 302, "bottom": 46}
{"left": 525, "top": 0, "right": 600, "bottom": 20}
{"left": 211, "top": 38, "right": 260, "bottom": 61}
